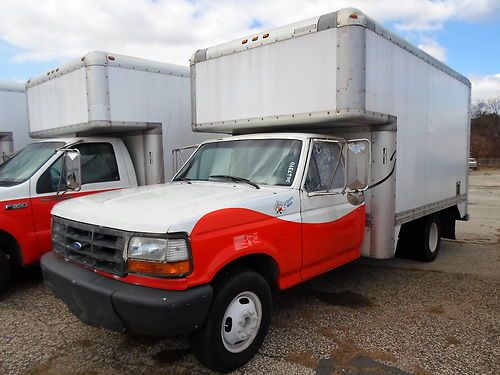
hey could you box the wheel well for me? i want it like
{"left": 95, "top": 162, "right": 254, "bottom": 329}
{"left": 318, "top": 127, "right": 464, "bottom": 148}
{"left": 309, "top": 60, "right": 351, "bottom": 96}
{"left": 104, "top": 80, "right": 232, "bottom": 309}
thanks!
{"left": 0, "top": 230, "right": 21, "bottom": 267}
{"left": 212, "top": 254, "right": 280, "bottom": 292}
{"left": 398, "top": 205, "right": 461, "bottom": 243}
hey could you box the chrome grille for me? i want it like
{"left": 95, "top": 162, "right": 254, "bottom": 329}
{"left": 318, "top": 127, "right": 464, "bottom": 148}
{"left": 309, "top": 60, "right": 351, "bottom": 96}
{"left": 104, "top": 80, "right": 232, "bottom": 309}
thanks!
{"left": 52, "top": 216, "right": 127, "bottom": 276}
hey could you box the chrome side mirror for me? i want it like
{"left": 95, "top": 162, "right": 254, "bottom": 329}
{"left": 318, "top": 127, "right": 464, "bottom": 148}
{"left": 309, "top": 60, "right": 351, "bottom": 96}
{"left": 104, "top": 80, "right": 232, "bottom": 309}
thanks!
{"left": 59, "top": 149, "right": 81, "bottom": 194}
{"left": 345, "top": 140, "right": 370, "bottom": 191}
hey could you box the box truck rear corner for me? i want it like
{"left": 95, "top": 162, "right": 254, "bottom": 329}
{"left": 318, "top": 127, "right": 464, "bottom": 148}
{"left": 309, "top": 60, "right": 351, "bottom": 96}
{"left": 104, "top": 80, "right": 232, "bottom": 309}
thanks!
{"left": 0, "top": 81, "right": 31, "bottom": 161}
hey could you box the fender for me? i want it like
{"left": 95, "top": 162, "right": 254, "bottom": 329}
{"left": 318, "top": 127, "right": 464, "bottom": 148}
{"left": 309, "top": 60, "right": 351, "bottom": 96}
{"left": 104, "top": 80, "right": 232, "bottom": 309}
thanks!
{"left": 188, "top": 207, "right": 303, "bottom": 289}
{"left": 0, "top": 198, "right": 38, "bottom": 265}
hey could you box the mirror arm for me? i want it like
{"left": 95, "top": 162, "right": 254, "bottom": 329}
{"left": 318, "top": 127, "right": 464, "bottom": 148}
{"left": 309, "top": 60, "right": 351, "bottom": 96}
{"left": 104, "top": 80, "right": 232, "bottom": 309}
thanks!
{"left": 326, "top": 143, "right": 345, "bottom": 192}
{"left": 56, "top": 153, "right": 67, "bottom": 197}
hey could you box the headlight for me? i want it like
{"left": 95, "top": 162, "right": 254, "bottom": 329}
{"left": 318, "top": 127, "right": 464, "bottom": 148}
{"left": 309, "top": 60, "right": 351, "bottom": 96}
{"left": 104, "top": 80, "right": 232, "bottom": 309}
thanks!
{"left": 127, "top": 236, "right": 191, "bottom": 277}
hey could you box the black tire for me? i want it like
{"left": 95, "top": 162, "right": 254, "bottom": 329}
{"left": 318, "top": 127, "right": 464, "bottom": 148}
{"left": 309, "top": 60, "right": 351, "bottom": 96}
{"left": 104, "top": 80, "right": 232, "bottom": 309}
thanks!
{"left": 414, "top": 215, "right": 442, "bottom": 262}
{"left": 395, "top": 223, "right": 413, "bottom": 258}
{"left": 190, "top": 269, "right": 272, "bottom": 373}
{"left": 0, "top": 250, "right": 12, "bottom": 293}
{"left": 396, "top": 215, "right": 442, "bottom": 262}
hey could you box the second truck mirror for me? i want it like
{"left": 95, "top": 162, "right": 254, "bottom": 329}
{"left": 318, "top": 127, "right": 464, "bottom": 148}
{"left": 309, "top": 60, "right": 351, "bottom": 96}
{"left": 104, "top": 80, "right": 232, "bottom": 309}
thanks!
{"left": 62, "top": 150, "right": 82, "bottom": 192}
{"left": 346, "top": 140, "right": 370, "bottom": 191}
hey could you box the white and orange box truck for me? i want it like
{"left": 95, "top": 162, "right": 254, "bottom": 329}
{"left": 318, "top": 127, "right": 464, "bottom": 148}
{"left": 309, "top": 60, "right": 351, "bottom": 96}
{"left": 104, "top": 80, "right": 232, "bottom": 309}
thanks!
{"left": 41, "top": 9, "right": 470, "bottom": 372}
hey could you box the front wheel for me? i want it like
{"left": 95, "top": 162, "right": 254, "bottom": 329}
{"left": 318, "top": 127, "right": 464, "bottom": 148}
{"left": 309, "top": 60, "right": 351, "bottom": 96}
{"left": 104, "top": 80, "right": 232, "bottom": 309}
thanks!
{"left": 0, "top": 250, "right": 12, "bottom": 293}
{"left": 190, "top": 269, "right": 272, "bottom": 373}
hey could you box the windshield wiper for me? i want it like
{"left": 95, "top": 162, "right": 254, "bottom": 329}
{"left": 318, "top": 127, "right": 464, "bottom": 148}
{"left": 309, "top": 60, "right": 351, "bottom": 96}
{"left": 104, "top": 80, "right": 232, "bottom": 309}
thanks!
{"left": 0, "top": 180, "right": 19, "bottom": 187}
{"left": 209, "top": 175, "right": 260, "bottom": 189}
{"left": 174, "top": 177, "right": 192, "bottom": 184}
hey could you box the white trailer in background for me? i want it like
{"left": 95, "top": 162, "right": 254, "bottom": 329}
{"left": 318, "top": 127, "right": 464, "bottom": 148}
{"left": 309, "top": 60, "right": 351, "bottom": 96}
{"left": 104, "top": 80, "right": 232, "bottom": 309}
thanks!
{"left": 0, "top": 51, "right": 211, "bottom": 292}
{"left": 0, "top": 81, "right": 30, "bottom": 160}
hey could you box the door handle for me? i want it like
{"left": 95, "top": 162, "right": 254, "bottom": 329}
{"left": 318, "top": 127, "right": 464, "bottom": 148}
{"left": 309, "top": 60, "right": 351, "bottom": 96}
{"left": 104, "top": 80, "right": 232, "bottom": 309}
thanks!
{"left": 5, "top": 202, "right": 28, "bottom": 210}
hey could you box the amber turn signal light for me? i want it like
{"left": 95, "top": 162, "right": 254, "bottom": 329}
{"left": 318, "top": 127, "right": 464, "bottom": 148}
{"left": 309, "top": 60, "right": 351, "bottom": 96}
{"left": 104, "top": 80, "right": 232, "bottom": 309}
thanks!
{"left": 128, "top": 259, "right": 191, "bottom": 277}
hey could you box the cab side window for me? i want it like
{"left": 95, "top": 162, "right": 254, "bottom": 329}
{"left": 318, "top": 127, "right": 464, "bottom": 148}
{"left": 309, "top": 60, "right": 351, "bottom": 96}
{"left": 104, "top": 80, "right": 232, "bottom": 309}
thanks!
{"left": 78, "top": 143, "right": 119, "bottom": 185}
{"left": 37, "top": 143, "right": 119, "bottom": 194}
{"left": 305, "top": 141, "right": 345, "bottom": 193}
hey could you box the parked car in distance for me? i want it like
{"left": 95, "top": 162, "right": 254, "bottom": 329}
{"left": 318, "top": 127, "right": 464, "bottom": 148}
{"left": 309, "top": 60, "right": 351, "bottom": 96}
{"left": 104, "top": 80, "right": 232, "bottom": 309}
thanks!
{"left": 469, "top": 157, "right": 478, "bottom": 170}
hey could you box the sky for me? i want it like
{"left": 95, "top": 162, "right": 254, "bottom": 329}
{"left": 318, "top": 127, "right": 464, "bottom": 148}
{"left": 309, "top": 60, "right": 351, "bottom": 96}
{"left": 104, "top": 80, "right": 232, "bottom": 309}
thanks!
{"left": 0, "top": 0, "right": 498, "bottom": 101}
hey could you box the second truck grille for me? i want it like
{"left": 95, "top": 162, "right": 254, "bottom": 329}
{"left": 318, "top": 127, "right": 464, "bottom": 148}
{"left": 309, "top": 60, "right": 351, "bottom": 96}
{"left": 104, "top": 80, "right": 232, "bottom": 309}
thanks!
{"left": 52, "top": 216, "right": 126, "bottom": 276}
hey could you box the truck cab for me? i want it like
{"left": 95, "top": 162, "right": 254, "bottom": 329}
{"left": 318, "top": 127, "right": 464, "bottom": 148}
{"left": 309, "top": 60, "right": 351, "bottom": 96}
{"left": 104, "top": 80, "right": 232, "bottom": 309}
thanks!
{"left": 0, "top": 137, "right": 136, "bottom": 290}
{"left": 41, "top": 132, "right": 370, "bottom": 372}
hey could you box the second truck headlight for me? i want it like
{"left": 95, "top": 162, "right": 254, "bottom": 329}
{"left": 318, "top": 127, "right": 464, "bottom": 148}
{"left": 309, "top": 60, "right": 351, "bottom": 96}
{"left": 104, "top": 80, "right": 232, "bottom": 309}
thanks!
{"left": 127, "top": 236, "right": 191, "bottom": 277}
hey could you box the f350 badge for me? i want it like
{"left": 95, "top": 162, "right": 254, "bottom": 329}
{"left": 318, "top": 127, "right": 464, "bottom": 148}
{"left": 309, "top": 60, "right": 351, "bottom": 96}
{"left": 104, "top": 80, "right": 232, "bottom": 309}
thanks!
{"left": 275, "top": 197, "right": 293, "bottom": 215}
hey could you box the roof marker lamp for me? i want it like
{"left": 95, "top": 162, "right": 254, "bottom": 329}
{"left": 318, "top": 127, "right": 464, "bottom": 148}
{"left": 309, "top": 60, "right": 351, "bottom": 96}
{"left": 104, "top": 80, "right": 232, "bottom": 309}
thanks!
{"left": 127, "top": 236, "right": 191, "bottom": 277}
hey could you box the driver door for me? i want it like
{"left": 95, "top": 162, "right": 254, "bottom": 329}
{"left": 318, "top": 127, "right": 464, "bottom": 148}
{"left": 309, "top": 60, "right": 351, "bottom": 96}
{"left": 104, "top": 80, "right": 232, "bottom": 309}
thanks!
{"left": 300, "top": 139, "right": 364, "bottom": 280}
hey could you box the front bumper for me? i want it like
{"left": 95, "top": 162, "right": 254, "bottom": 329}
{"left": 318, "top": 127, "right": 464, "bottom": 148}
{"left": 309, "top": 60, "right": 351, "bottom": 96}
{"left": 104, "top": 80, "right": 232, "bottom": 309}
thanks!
{"left": 41, "top": 252, "right": 213, "bottom": 337}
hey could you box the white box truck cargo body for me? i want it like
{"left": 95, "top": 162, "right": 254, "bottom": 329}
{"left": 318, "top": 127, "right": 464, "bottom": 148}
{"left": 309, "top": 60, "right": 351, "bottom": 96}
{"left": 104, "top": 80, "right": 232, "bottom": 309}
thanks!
{"left": 40, "top": 9, "right": 470, "bottom": 373}
{"left": 0, "top": 82, "right": 30, "bottom": 159}
{"left": 0, "top": 51, "right": 211, "bottom": 292}
{"left": 28, "top": 50, "right": 210, "bottom": 180}
{"left": 190, "top": 7, "right": 470, "bottom": 259}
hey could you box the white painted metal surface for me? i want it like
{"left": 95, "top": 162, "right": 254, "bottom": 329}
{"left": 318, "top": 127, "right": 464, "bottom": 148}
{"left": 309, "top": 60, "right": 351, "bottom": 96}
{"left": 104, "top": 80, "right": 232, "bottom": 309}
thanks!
{"left": 27, "top": 68, "right": 89, "bottom": 134}
{"left": 195, "top": 29, "right": 337, "bottom": 126}
{"left": 0, "top": 82, "right": 30, "bottom": 153}
{"left": 365, "top": 30, "right": 470, "bottom": 216}
{"left": 27, "top": 51, "right": 212, "bottom": 179}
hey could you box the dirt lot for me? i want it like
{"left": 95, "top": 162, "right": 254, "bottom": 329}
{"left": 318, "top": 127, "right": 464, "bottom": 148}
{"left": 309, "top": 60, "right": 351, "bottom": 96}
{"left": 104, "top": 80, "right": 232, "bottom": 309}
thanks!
{"left": 0, "top": 170, "right": 499, "bottom": 375}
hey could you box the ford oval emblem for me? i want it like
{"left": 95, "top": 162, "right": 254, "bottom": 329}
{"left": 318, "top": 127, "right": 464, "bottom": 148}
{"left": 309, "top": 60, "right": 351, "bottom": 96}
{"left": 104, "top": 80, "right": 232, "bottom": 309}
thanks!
{"left": 72, "top": 241, "right": 83, "bottom": 250}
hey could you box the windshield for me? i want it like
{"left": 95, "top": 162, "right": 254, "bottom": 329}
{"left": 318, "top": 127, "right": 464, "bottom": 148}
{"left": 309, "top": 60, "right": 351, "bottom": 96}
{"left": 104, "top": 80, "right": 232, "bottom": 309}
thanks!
{"left": 0, "top": 142, "right": 64, "bottom": 186}
{"left": 174, "top": 138, "right": 302, "bottom": 187}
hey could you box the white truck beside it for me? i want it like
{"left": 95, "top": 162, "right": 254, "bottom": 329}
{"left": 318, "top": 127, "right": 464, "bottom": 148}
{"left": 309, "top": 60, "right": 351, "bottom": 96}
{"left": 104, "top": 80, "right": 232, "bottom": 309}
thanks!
{"left": 0, "top": 51, "right": 210, "bottom": 292}
{"left": 41, "top": 8, "right": 470, "bottom": 372}
{"left": 0, "top": 81, "right": 30, "bottom": 160}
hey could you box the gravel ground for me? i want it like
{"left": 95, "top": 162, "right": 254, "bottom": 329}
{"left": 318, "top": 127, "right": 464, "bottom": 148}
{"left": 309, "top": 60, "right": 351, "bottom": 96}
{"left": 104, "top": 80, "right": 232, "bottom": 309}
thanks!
{"left": 0, "top": 170, "right": 498, "bottom": 375}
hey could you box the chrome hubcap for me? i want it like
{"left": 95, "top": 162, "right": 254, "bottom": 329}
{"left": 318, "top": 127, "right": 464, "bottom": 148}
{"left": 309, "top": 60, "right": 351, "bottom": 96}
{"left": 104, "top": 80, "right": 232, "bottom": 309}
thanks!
{"left": 221, "top": 291, "right": 262, "bottom": 353}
